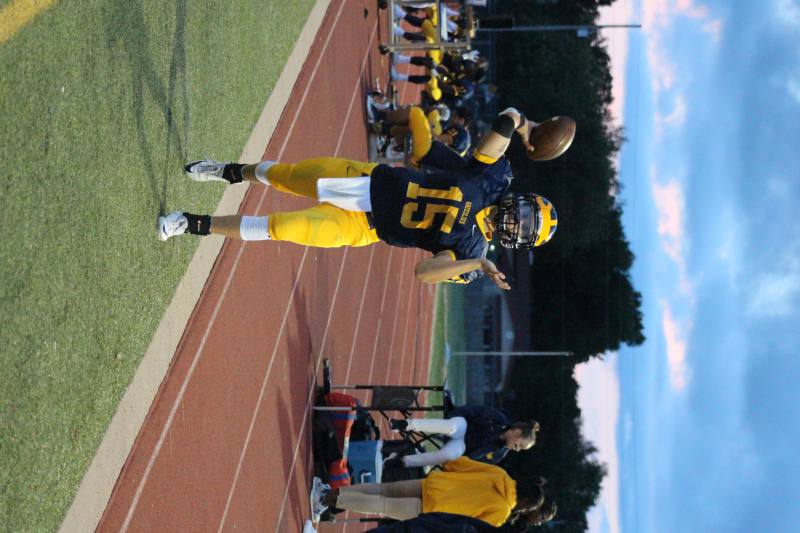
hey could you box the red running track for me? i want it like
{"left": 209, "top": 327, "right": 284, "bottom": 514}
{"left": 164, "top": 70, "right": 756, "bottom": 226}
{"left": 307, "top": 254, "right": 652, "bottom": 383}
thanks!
{"left": 97, "top": 2, "right": 433, "bottom": 532}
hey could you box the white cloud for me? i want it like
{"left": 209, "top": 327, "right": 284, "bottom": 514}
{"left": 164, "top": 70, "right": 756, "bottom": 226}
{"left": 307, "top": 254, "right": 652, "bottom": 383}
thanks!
{"left": 775, "top": 0, "right": 800, "bottom": 27}
{"left": 661, "top": 302, "right": 692, "bottom": 390}
{"left": 650, "top": 173, "right": 687, "bottom": 264}
{"left": 746, "top": 238, "right": 800, "bottom": 317}
{"left": 788, "top": 78, "right": 800, "bottom": 104}
{"left": 650, "top": 169, "right": 696, "bottom": 301}
{"left": 702, "top": 19, "right": 723, "bottom": 41}
{"left": 766, "top": 176, "right": 792, "bottom": 197}
{"left": 642, "top": 0, "right": 724, "bottom": 95}
{"left": 748, "top": 272, "right": 800, "bottom": 317}
{"left": 623, "top": 414, "right": 634, "bottom": 445}
{"left": 705, "top": 205, "right": 742, "bottom": 282}
{"left": 576, "top": 353, "right": 622, "bottom": 533}
{"left": 655, "top": 94, "right": 687, "bottom": 137}
{"left": 598, "top": 0, "right": 636, "bottom": 127}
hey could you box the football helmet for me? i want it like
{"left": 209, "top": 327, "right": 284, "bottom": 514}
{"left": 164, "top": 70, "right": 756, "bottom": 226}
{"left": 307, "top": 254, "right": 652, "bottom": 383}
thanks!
{"left": 435, "top": 103, "right": 451, "bottom": 122}
{"left": 495, "top": 193, "right": 558, "bottom": 249}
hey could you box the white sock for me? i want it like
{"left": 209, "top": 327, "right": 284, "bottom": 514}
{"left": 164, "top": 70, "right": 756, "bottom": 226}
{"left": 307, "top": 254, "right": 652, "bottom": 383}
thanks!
{"left": 393, "top": 53, "right": 411, "bottom": 65}
{"left": 393, "top": 5, "right": 405, "bottom": 19}
{"left": 255, "top": 161, "right": 276, "bottom": 185}
{"left": 393, "top": 24, "right": 405, "bottom": 37}
{"left": 239, "top": 216, "right": 270, "bottom": 241}
{"left": 391, "top": 67, "right": 408, "bottom": 81}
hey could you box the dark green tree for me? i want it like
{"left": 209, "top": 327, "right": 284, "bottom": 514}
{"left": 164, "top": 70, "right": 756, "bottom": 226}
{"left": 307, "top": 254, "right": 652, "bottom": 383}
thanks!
{"left": 491, "top": 0, "right": 645, "bottom": 361}
{"left": 473, "top": 1, "right": 641, "bottom": 531}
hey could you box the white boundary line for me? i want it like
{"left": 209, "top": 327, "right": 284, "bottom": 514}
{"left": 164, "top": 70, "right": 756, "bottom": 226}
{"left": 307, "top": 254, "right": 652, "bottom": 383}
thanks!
{"left": 118, "top": 2, "right": 349, "bottom": 531}
{"left": 328, "top": 74, "right": 419, "bottom": 533}
{"left": 380, "top": 259, "right": 408, "bottom": 384}
{"left": 57, "top": 2, "right": 333, "bottom": 532}
{"left": 396, "top": 272, "right": 417, "bottom": 381}
{"left": 342, "top": 246, "right": 376, "bottom": 383}
{"left": 272, "top": 22, "right": 380, "bottom": 530}
{"left": 212, "top": 248, "right": 314, "bottom": 532}
{"left": 303, "top": 71, "right": 420, "bottom": 533}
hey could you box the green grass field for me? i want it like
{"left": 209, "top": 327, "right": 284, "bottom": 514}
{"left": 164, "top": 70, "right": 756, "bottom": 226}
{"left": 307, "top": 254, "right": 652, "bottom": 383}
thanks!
{"left": 426, "top": 286, "right": 446, "bottom": 411}
{"left": 0, "top": 1, "right": 314, "bottom": 530}
{"left": 443, "top": 285, "right": 468, "bottom": 404}
{"left": 426, "top": 285, "right": 467, "bottom": 411}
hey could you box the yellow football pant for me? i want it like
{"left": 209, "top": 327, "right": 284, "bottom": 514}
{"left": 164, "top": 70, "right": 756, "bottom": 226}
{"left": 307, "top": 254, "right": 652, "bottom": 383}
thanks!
{"left": 424, "top": 11, "right": 442, "bottom": 66}
{"left": 408, "top": 107, "right": 433, "bottom": 165}
{"left": 265, "top": 158, "right": 381, "bottom": 248}
{"left": 427, "top": 109, "right": 443, "bottom": 136}
{"left": 421, "top": 19, "right": 437, "bottom": 40}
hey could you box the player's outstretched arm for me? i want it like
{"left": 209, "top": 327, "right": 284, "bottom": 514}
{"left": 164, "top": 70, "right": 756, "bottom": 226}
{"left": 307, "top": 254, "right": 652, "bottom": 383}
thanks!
{"left": 472, "top": 107, "right": 531, "bottom": 165}
{"left": 414, "top": 252, "right": 510, "bottom": 290}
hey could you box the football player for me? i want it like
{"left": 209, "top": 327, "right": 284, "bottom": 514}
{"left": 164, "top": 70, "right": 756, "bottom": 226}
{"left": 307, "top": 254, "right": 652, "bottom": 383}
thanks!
{"left": 158, "top": 108, "right": 567, "bottom": 288}
{"left": 374, "top": 104, "right": 471, "bottom": 162}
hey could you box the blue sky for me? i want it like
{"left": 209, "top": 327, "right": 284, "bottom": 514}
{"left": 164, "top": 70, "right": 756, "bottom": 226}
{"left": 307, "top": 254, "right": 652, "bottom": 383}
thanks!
{"left": 578, "top": 1, "right": 800, "bottom": 532}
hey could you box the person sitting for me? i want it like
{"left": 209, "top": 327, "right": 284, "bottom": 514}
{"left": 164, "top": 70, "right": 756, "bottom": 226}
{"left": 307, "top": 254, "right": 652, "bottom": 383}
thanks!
{"left": 506, "top": 499, "right": 557, "bottom": 530}
{"left": 384, "top": 405, "right": 540, "bottom": 469}
{"left": 373, "top": 104, "right": 471, "bottom": 160}
{"left": 309, "top": 456, "right": 547, "bottom": 528}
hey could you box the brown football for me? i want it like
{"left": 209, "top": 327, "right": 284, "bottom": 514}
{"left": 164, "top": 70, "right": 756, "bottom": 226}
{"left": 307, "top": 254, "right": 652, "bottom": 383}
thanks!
{"left": 527, "top": 116, "right": 576, "bottom": 161}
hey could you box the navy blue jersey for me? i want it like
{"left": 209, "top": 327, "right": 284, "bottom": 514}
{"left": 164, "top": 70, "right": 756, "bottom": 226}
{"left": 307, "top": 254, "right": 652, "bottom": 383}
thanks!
{"left": 370, "top": 159, "right": 511, "bottom": 282}
{"left": 367, "top": 513, "right": 506, "bottom": 533}
{"left": 419, "top": 145, "right": 514, "bottom": 178}
{"left": 418, "top": 141, "right": 467, "bottom": 172}
{"left": 447, "top": 405, "right": 511, "bottom": 465}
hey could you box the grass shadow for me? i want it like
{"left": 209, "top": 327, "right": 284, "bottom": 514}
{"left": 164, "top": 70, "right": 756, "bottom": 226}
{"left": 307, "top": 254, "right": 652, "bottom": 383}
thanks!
{"left": 104, "top": 0, "right": 189, "bottom": 216}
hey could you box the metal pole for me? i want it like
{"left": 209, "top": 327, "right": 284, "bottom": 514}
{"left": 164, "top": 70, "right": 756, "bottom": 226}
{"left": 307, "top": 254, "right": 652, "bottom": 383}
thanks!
{"left": 452, "top": 351, "right": 573, "bottom": 357}
{"left": 478, "top": 24, "right": 641, "bottom": 33}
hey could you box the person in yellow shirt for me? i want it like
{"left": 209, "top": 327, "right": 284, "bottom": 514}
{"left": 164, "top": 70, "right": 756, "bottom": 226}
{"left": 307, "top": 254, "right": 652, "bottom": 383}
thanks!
{"left": 309, "top": 456, "right": 547, "bottom": 527}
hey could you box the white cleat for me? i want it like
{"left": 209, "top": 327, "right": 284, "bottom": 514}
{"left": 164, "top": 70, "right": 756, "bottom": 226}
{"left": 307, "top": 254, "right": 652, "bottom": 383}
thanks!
{"left": 366, "top": 93, "right": 392, "bottom": 124}
{"left": 184, "top": 160, "right": 228, "bottom": 182}
{"left": 309, "top": 476, "right": 330, "bottom": 523}
{"left": 158, "top": 211, "right": 188, "bottom": 241}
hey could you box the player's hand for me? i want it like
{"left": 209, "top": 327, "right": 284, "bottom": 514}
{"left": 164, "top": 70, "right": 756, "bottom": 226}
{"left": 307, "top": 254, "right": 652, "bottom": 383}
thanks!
{"left": 523, "top": 140, "right": 536, "bottom": 159}
{"left": 481, "top": 258, "right": 510, "bottom": 290}
{"left": 435, "top": 132, "right": 454, "bottom": 144}
{"left": 518, "top": 119, "right": 538, "bottom": 156}
{"left": 515, "top": 118, "right": 531, "bottom": 139}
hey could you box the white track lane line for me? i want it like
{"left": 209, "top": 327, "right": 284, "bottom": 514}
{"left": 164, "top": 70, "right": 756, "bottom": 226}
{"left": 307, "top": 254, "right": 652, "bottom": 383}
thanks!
{"left": 269, "top": 19, "right": 380, "bottom": 532}
{"left": 320, "top": 255, "right": 408, "bottom": 533}
{"left": 342, "top": 246, "right": 376, "bottom": 382}
{"left": 335, "top": 50, "right": 420, "bottom": 533}
{"left": 327, "top": 246, "right": 379, "bottom": 533}
{"left": 335, "top": 49, "right": 421, "bottom": 533}
{"left": 364, "top": 75, "right": 420, "bottom": 481}
{"left": 364, "top": 247, "right": 394, "bottom": 384}
{"left": 380, "top": 257, "right": 408, "bottom": 384}
{"left": 369, "top": 252, "right": 407, "bottom": 442}
{"left": 119, "top": 2, "right": 348, "bottom": 531}
{"left": 395, "top": 276, "right": 416, "bottom": 383}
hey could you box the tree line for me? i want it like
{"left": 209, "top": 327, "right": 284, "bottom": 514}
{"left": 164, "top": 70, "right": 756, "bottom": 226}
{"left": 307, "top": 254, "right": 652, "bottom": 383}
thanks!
{"left": 478, "top": 1, "right": 640, "bottom": 530}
